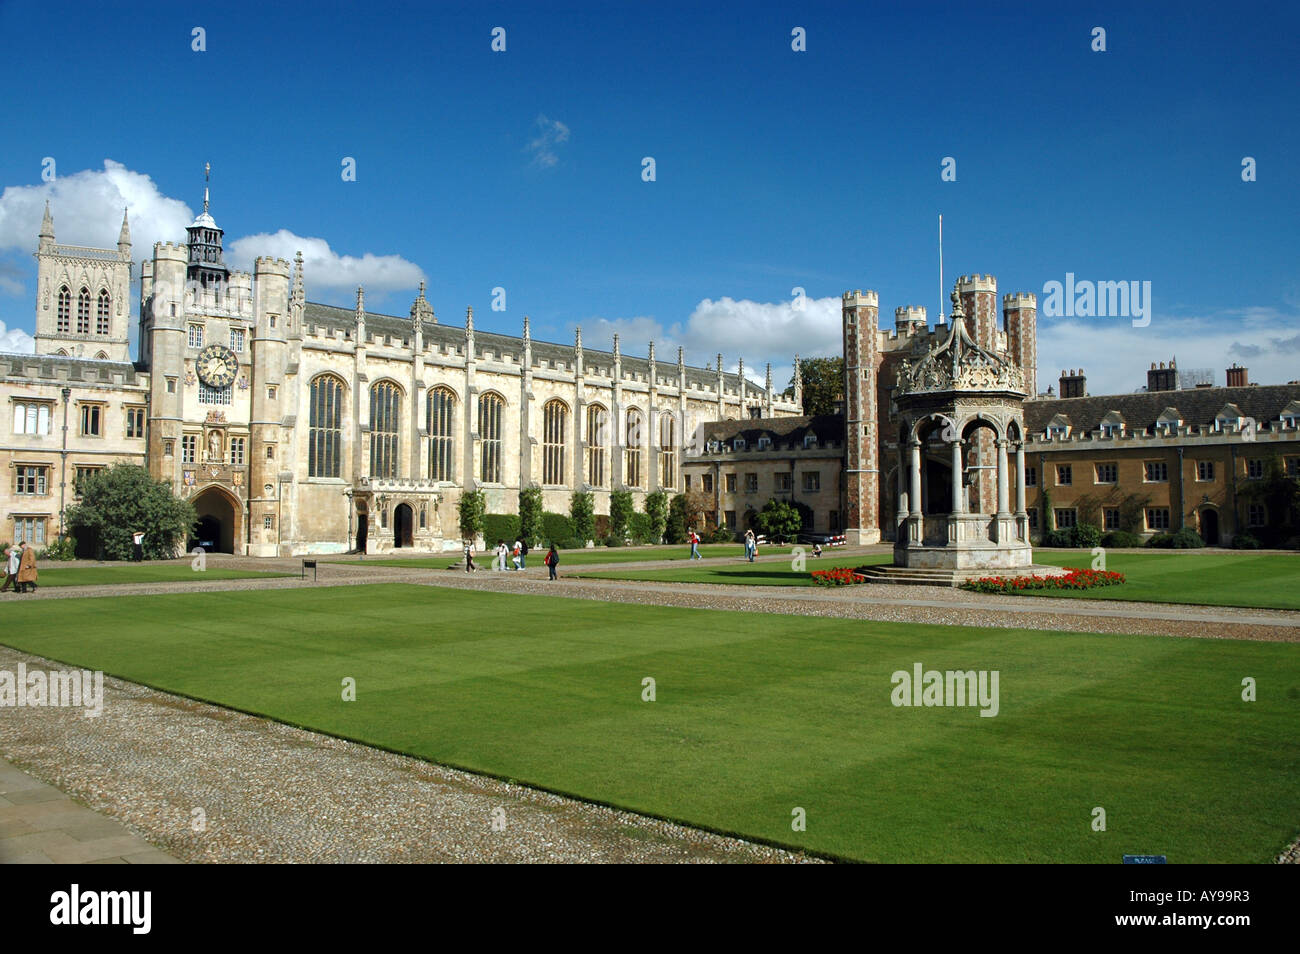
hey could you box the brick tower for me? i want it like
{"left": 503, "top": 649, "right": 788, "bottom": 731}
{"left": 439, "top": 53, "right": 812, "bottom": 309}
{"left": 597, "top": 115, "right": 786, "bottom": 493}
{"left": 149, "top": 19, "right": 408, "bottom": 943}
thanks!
{"left": 842, "top": 289, "right": 881, "bottom": 544}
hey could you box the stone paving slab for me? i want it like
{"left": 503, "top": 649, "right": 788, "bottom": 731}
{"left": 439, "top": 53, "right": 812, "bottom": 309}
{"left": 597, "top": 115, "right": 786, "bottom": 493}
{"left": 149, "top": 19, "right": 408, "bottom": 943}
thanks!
{"left": 0, "top": 757, "right": 180, "bottom": 865}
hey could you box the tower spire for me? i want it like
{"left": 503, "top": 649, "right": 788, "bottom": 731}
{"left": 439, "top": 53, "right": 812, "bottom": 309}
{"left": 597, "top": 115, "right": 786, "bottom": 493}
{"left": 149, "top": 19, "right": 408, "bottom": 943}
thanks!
{"left": 38, "top": 200, "right": 54, "bottom": 252}
{"left": 117, "top": 208, "right": 131, "bottom": 253}
{"left": 203, "top": 161, "right": 211, "bottom": 216}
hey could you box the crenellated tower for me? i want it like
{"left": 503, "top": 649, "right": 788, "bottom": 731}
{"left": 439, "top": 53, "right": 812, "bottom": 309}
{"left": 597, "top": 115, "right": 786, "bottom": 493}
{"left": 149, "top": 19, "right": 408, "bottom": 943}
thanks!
{"left": 34, "top": 202, "right": 134, "bottom": 362}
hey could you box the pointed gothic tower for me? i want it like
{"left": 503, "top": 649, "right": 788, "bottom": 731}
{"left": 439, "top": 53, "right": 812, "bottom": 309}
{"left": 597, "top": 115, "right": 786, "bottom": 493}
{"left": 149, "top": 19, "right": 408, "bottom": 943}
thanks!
{"left": 33, "top": 202, "right": 133, "bottom": 361}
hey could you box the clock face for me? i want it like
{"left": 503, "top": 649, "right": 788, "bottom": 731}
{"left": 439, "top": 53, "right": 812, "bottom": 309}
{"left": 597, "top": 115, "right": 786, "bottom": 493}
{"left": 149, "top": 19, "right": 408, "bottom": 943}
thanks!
{"left": 196, "top": 344, "right": 238, "bottom": 388}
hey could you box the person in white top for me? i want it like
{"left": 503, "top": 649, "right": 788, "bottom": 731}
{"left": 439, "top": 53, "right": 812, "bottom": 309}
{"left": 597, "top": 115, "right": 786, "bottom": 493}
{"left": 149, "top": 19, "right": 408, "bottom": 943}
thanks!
{"left": 1, "top": 545, "right": 20, "bottom": 592}
{"left": 132, "top": 530, "right": 146, "bottom": 562}
{"left": 494, "top": 539, "right": 508, "bottom": 571}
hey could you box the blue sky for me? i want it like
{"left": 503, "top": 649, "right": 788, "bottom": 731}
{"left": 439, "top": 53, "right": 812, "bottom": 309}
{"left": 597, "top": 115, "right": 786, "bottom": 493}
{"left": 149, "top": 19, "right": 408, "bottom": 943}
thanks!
{"left": 0, "top": 0, "right": 1296, "bottom": 394}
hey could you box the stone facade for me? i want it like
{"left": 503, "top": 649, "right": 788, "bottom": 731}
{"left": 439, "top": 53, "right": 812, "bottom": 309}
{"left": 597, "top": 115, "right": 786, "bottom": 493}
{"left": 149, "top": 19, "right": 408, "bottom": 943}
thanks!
{"left": 2, "top": 199, "right": 799, "bottom": 555}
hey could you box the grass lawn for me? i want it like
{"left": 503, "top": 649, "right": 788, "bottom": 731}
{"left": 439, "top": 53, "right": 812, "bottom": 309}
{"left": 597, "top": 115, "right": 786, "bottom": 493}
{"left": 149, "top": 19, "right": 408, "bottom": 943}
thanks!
{"left": 346, "top": 543, "right": 796, "bottom": 570}
{"left": 1025, "top": 551, "right": 1300, "bottom": 611}
{"left": 573, "top": 552, "right": 890, "bottom": 585}
{"left": 573, "top": 549, "right": 1300, "bottom": 610}
{"left": 2, "top": 583, "right": 1295, "bottom": 863}
{"left": 18, "top": 565, "right": 291, "bottom": 588}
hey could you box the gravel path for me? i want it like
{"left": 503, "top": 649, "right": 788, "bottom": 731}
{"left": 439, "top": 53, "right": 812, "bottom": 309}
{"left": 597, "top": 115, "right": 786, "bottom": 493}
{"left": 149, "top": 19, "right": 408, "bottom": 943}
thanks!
{"left": 0, "top": 643, "right": 816, "bottom": 864}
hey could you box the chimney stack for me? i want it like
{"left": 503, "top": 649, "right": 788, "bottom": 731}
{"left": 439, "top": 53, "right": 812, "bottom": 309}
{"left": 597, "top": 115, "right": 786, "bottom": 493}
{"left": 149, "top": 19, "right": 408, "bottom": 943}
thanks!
{"left": 1226, "top": 364, "right": 1249, "bottom": 388}
{"left": 1059, "top": 368, "right": 1086, "bottom": 399}
{"left": 1147, "top": 358, "right": 1178, "bottom": 392}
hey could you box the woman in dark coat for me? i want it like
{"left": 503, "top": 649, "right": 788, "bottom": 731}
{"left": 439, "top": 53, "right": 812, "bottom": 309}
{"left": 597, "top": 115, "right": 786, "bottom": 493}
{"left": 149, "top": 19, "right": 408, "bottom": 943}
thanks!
{"left": 545, "top": 544, "right": 559, "bottom": 581}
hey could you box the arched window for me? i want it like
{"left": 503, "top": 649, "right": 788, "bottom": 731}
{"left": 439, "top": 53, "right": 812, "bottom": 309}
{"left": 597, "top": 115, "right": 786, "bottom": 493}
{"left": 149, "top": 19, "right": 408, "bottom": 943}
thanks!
{"left": 543, "top": 400, "right": 568, "bottom": 485}
{"left": 427, "top": 387, "right": 457, "bottom": 482}
{"left": 586, "top": 404, "right": 608, "bottom": 487}
{"left": 659, "top": 412, "right": 677, "bottom": 488}
{"left": 56, "top": 286, "right": 71, "bottom": 333}
{"left": 96, "top": 289, "right": 111, "bottom": 335}
{"left": 625, "top": 409, "right": 643, "bottom": 488}
{"left": 76, "top": 287, "right": 91, "bottom": 334}
{"left": 308, "top": 374, "right": 345, "bottom": 477}
{"left": 478, "top": 393, "right": 504, "bottom": 483}
{"left": 369, "top": 382, "right": 401, "bottom": 479}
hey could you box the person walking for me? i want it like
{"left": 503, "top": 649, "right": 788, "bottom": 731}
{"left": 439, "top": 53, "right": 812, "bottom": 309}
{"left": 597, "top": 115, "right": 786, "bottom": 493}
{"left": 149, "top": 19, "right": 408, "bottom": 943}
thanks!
{"left": 16, "top": 541, "right": 38, "bottom": 594}
{"left": 1, "top": 545, "right": 19, "bottom": 592}
{"left": 132, "top": 530, "right": 146, "bottom": 562}
{"left": 519, "top": 537, "right": 529, "bottom": 569}
{"left": 688, "top": 528, "right": 702, "bottom": 560}
{"left": 744, "top": 529, "right": 756, "bottom": 563}
{"left": 464, "top": 541, "right": 479, "bottom": 573}
{"left": 511, "top": 540, "right": 523, "bottom": 571}
{"left": 494, "top": 539, "right": 507, "bottom": 571}
{"left": 544, "top": 543, "right": 559, "bottom": 581}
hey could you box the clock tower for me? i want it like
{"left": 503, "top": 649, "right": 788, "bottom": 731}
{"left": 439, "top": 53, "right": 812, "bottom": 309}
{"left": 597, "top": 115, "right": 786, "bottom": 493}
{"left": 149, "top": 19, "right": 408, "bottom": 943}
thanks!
{"left": 138, "top": 164, "right": 288, "bottom": 555}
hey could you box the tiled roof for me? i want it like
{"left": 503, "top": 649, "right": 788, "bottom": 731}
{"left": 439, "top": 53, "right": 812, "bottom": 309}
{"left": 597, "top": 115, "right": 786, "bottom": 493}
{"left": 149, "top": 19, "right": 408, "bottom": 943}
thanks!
{"left": 696, "top": 414, "right": 845, "bottom": 446}
{"left": 1025, "top": 383, "right": 1300, "bottom": 434}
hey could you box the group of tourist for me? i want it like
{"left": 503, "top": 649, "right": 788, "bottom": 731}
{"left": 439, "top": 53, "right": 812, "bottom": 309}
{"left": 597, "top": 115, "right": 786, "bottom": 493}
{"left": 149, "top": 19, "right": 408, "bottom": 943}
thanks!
{"left": 1, "top": 541, "right": 38, "bottom": 594}
{"left": 463, "top": 538, "right": 560, "bottom": 580}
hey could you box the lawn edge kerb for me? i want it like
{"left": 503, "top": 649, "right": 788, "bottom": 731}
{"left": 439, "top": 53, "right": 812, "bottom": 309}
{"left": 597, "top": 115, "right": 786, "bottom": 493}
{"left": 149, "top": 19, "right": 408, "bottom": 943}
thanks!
{"left": 0, "top": 639, "right": 853, "bottom": 865}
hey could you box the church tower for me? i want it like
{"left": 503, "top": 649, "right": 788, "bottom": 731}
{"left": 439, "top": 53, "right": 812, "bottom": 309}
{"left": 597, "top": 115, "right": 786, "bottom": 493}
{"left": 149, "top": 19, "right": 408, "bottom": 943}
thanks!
{"left": 33, "top": 201, "right": 133, "bottom": 362}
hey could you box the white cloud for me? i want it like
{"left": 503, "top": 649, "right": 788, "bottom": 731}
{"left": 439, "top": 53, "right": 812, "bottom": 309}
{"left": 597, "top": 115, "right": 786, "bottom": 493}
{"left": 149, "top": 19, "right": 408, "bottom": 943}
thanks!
{"left": 0, "top": 160, "right": 426, "bottom": 307}
{"left": 0, "top": 159, "right": 193, "bottom": 257}
{"left": 226, "top": 230, "right": 425, "bottom": 296}
{"left": 527, "top": 114, "right": 570, "bottom": 168}
{"left": 1038, "top": 308, "right": 1300, "bottom": 395}
{"left": 0, "top": 318, "right": 34, "bottom": 354}
{"left": 580, "top": 294, "right": 841, "bottom": 395}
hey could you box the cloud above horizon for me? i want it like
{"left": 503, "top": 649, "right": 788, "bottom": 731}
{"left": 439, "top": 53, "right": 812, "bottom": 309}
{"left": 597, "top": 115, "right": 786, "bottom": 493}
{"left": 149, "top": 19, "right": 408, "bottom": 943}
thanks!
{"left": 0, "top": 160, "right": 426, "bottom": 306}
{"left": 526, "top": 114, "right": 570, "bottom": 168}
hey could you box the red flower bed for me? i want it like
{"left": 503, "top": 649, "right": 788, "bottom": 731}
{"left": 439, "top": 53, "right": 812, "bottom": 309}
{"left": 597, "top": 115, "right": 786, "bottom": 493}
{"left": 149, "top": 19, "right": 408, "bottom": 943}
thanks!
{"left": 960, "top": 567, "right": 1125, "bottom": 594}
{"left": 811, "top": 567, "right": 868, "bottom": 586}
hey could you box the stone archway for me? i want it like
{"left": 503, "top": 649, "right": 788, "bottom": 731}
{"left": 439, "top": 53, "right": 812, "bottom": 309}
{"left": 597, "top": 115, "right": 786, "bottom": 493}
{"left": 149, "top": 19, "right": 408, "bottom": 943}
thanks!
{"left": 393, "top": 503, "right": 414, "bottom": 548}
{"left": 191, "top": 486, "right": 241, "bottom": 553}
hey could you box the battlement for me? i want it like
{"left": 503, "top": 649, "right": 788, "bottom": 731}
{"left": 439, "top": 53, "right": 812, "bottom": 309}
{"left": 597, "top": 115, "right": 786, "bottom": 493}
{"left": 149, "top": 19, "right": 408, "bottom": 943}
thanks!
{"left": 153, "top": 242, "right": 188, "bottom": 262}
{"left": 842, "top": 289, "right": 879, "bottom": 306}
{"left": 957, "top": 273, "right": 997, "bottom": 289}
{"left": 254, "top": 256, "right": 291, "bottom": 276}
{"left": 1003, "top": 292, "right": 1036, "bottom": 308}
{"left": 895, "top": 305, "right": 927, "bottom": 327}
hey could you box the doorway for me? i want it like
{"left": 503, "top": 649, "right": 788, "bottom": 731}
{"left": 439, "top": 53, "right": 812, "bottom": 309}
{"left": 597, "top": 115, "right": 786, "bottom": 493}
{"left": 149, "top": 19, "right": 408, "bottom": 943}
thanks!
{"left": 394, "top": 503, "right": 414, "bottom": 548}
{"left": 1200, "top": 508, "right": 1219, "bottom": 545}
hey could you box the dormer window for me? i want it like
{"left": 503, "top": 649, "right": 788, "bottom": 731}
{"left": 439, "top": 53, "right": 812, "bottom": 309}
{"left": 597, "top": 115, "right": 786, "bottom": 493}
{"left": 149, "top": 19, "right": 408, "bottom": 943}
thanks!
{"left": 1046, "top": 425, "right": 1068, "bottom": 439}
{"left": 733, "top": 437, "right": 746, "bottom": 451}
{"left": 1099, "top": 411, "right": 1125, "bottom": 438}
{"left": 803, "top": 433, "right": 817, "bottom": 449}
{"left": 757, "top": 436, "right": 772, "bottom": 450}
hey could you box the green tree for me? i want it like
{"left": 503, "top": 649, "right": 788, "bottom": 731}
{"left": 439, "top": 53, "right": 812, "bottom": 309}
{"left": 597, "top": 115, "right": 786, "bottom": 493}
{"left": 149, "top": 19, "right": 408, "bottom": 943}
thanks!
{"left": 785, "top": 356, "right": 844, "bottom": 416}
{"left": 457, "top": 490, "right": 486, "bottom": 541}
{"left": 755, "top": 498, "right": 802, "bottom": 543}
{"left": 518, "top": 485, "right": 544, "bottom": 545}
{"left": 570, "top": 490, "right": 595, "bottom": 543}
{"left": 665, "top": 494, "right": 689, "bottom": 544}
{"left": 644, "top": 489, "right": 669, "bottom": 543}
{"left": 1239, "top": 454, "right": 1300, "bottom": 546}
{"left": 609, "top": 489, "right": 634, "bottom": 540}
{"left": 64, "top": 464, "right": 196, "bottom": 560}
